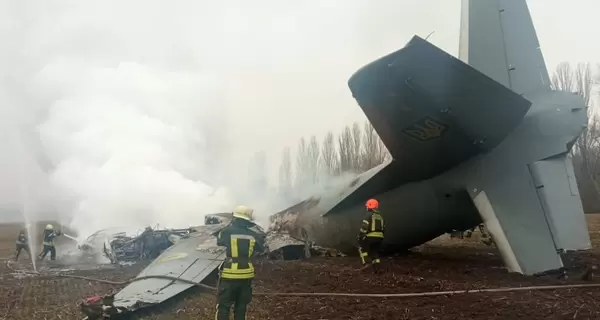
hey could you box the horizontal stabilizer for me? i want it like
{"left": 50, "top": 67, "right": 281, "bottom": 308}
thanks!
{"left": 468, "top": 163, "right": 563, "bottom": 275}
{"left": 348, "top": 36, "right": 531, "bottom": 182}
{"left": 529, "top": 155, "right": 591, "bottom": 251}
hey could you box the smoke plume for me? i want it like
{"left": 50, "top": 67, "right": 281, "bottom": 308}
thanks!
{"left": 0, "top": 0, "right": 461, "bottom": 238}
{"left": 35, "top": 62, "right": 234, "bottom": 237}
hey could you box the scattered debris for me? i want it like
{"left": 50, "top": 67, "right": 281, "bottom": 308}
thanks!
{"left": 449, "top": 224, "right": 495, "bottom": 247}
{"left": 79, "top": 293, "right": 127, "bottom": 320}
{"left": 107, "top": 227, "right": 192, "bottom": 263}
{"left": 79, "top": 226, "right": 193, "bottom": 264}
{"left": 56, "top": 210, "right": 348, "bottom": 318}
{"left": 311, "top": 245, "right": 346, "bottom": 257}
{"left": 108, "top": 225, "right": 226, "bottom": 315}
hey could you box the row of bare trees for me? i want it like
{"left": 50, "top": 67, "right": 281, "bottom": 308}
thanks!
{"left": 276, "top": 121, "right": 390, "bottom": 202}
{"left": 552, "top": 62, "right": 600, "bottom": 212}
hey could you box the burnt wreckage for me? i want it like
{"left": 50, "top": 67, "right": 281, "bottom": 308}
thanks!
{"left": 80, "top": 0, "right": 591, "bottom": 317}
{"left": 78, "top": 212, "right": 341, "bottom": 319}
{"left": 105, "top": 227, "right": 192, "bottom": 263}
{"left": 79, "top": 227, "right": 193, "bottom": 264}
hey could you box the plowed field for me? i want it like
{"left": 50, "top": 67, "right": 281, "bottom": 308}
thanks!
{"left": 2, "top": 216, "right": 600, "bottom": 320}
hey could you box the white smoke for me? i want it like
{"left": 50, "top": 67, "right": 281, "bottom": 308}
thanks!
{"left": 33, "top": 61, "right": 235, "bottom": 237}
{"left": 0, "top": 0, "right": 462, "bottom": 238}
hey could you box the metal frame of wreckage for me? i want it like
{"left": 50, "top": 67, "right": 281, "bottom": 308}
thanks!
{"left": 83, "top": 213, "right": 341, "bottom": 317}
{"left": 100, "top": 228, "right": 193, "bottom": 264}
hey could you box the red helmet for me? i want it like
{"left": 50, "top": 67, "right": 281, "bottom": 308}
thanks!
{"left": 365, "top": 198, "right": 379, "bottom": 210}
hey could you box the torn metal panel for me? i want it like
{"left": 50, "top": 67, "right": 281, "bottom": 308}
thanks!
{"left": 264, "top": 231, "right": 346, "bottom": 260}
{"left": 265, "top": 232, "right": 306, "bottom": 260}
{"left": 113, "top": 224, "right": 226, "bottom": 310}
{"left": 265, "top": 232, "right": 305, "bottom": 253}
{"left": 268, "top": 197, "right": 323, "bottom": 242}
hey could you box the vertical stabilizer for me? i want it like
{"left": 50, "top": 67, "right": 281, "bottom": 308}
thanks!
{"left": 459, "top": 0, "right": 550, "bottom": 95}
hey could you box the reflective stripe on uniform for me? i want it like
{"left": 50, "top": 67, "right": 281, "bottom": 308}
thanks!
{"left": 360, "top": 219, "right": 368, "bottom": 234}
{"left": 366, "top": 231, "right": 383, "bottom": 238}
{"left": 221, "top": 268, "right": 255, "bottom": 279}
{"left": 221, "top": 234, "right": 256, "bottom": 280}
{"left": 366, "top": 213, "right": 384, "bottom": 238}
{"left": 358, "top": 247, "right": 368, "bottom": 265}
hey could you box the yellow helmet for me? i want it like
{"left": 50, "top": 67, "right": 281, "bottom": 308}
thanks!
{"left": 232, "top": 205, "right": 254, "bottom": 221}
{"left": 45, "top": 224, "right": 54, "bottom": 230}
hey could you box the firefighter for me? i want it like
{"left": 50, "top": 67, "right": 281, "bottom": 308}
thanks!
{"left": 39, "top": 224, "right": 61, "bottom": 261}
{"left": 15, "top": 228, "right": 30, "bottom": 260}
{"left": 215, "top": 205, "right": 265, "bottom": 320}
{"left": 358, "top": 198, "right": 384, "bottom": 273}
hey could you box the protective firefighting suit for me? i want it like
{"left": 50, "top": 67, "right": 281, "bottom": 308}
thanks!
{"left": 39, "top": 225, "right": 61, "bottom": 261}
{"left": 15, "top": 230, "right": 30, "bottom": 260}
{"left": 215, "top": 205, "right": 265, "bottom": 320}
{"left": 358, "top": 208, "right": 384, "bottom": 272}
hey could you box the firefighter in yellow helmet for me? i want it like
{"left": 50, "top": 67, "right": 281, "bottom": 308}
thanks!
{"left": 39, "top": 224, "right": 61, "bottom": 261}
{"left": 357, "top": 198, "right": 384, "bottom": 273}
{"left": 215, "top": 205, "right": 265, "bottom": 320}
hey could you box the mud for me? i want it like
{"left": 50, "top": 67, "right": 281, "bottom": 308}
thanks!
{"left": 1, "top": 218, "right": 600, "bottom": 319}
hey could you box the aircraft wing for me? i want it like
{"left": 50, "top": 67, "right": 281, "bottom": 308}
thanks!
{"left": 113, "top": 224, "right": 225, "bottom": 310}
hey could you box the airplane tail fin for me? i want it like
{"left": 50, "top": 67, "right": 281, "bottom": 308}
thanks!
{"left": 341, "top": 35, "right": 531, "bottom": 212}
{"left": 347, "top": 36, "right": 530, "bottom": 180}
{"left": 459, "top": 0, "right": 551, "bottom": 95}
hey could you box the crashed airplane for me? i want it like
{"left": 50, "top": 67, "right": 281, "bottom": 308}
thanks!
{"left": 271, "top": 0, "right": 591, "bottom": 276}
{"left": 80, "top": 0, "right": 591, "bottom": 317}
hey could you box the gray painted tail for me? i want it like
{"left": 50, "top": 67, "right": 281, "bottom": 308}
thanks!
{"left": 459, "top": 0, "right": 551, "bottom": 95}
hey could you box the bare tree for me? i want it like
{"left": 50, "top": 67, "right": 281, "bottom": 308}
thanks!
{"left": 574, "top": 63, "right": 593, "bottom": 107}
{"left": 285, "top": 119, "right": 393, "bottom": 194}
{"left": 278, "top": 147, "right": 293, "bottom": 200}
{"left": 294, "top": 137, "right": 310, "bottom": 190}
{"left": 362, "top": 120, "right": 388, "bottom": 170}
{"left": 338, "top": 125, "right": 353, "bottom": 173}
{"left": 551, "top": 62, "right": 574, "bottom": 92}
{"left": 306, "top": 136, "right": 320, "bottom": 185}
{"left": 351, "top": 122, "right": 363, "bottom": 171}
{"left": 320, "top": 131, "right": 339, "bottom": 176}
{"left": 553, "top": 62, "right": 599, "bottom": 211}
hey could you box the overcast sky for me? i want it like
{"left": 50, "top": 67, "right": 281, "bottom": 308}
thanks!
{"left": 195, "top": 0, "right": 600, "bottom": 166}
{"left": 0, "top": 0, "right": 597, "bottom": 229}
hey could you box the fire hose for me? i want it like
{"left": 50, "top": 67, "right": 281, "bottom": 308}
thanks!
{"left": 6, "top": 258, "right": 600, "bottom": 298}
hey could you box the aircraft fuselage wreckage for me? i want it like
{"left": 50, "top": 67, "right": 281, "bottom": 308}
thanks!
{"left": 86, "top": 0, "right": 591, "bottom": 317}
{"left": 273, "top": 0, "right": 591, "bottom": 276}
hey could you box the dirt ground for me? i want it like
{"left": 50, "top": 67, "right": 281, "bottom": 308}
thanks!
{"left": 2, "top": 218, "right": 600, "bottom": 320}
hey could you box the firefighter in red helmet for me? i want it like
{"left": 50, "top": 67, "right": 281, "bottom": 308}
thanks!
{"left": 357, "top": 198, "right": 385, "bottom": 273}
